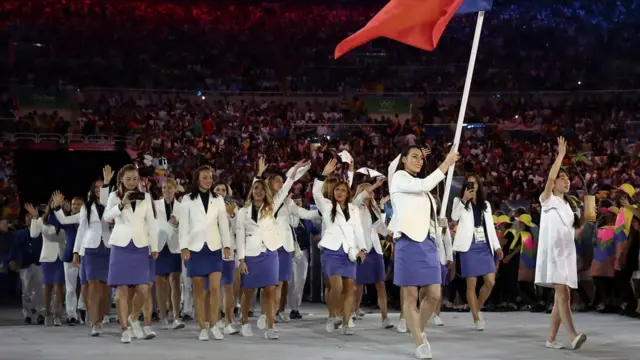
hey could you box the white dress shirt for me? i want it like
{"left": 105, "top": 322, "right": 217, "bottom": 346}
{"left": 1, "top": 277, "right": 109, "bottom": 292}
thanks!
{"left": 30, "top": 217, "right": 66, "bottom": 263}
{"left": 104, "top": 192, "right": 158, "bottom": 252}
{"left": 178, "top": 192, "right": 232, "bottom": 253}
{"left": 312, "top": 178, "right": 367, "bottom": 253}
{"left": 388, "top": 169, "right": 446, "bottom": 242}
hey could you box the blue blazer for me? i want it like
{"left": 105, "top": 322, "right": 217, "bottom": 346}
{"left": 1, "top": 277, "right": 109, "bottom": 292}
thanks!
{"left": 9, "top": 228, "right": 41, "bottom": 269}
{"left": 48, "top": 213, "right": 78, "bottom": 263}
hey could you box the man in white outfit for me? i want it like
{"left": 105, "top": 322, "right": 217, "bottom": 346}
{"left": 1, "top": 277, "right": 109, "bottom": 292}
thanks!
{"left": 287, "top": 217, "right": 318, "bottom": 319}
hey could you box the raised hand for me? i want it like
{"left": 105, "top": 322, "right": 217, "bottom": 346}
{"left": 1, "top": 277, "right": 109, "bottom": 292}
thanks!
{"left": 557, "top": 136, "right": 567, "bottom": 157}
{"left": 322, "top": 158, "right": 338, "bottom": 176}
{"left": 51, "top": 191, "right": 65, "bottom": 208}
{"left": 103, "top": 165, "right": 113, "bottom": 184}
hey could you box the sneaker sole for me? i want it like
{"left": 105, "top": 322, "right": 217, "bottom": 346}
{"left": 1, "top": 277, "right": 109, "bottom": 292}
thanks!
{"left": 173, "top": 323, "right": 186, "bottom": 330}
{"left": 572, "top": 334, "right": 587, "bottom": 350}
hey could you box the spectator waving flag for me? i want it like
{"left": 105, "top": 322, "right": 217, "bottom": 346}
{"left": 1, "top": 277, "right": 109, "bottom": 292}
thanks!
{"left": 334, "top": 0, "right": 493, "bottom": 59}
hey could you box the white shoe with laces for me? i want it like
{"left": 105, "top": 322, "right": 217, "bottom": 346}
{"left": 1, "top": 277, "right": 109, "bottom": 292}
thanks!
{"left": 264, "top": 328, "right": 279, "bottom": 340}
{"left": 414, "top": 333, "right": 432, "bottom": 359}
{"left": 397, "top": 318, "right": 408, "bottom": 333}
{"left": 430, "top": 314, "right": 444, "bottom": 326}
{"left": 571, "top": 334, "right": 587, "bottom": 350}
{"left": 241, "top": 323, "right": 253, "bottom": 337}
{"left": 210, "top": 325, "right": 224, "bottom": 340}
{"left": 120, "top": 329, "right": 132, "bottom": 344}
{"left": 90, "top": 326, "right": 100, "bottom": 337}
{"left": 545, "top": 340, "right": 565, "bottom": 349}
{"left": 381, "top": 318, "right": 394, "bottom": 329}
{"left": 102, "top": 315, "right": 110, "bottom": 325}
{"left": 198, "top": 329, "right": 209, "bottom": 341}
{"left": 172, "top": 319, "right": 185, "bottom": 330}
{"left": 128, "top": 316, "right": 144, "bottom": 339}
{"left": 223, "top": 323, "right": 239, "bottom": 335}
{"left": 143, "top": 326, "right": 156, "bottom": 339}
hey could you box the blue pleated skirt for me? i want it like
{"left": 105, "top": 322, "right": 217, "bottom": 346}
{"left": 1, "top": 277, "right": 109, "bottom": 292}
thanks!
{"left": 187, "top": 244, "right": 223, "bottom": 278}
{"left": 79, "top": 257, "right": 88, "bottom": 286}
{"left": 84, "top": 243, "right": 110, "bottom": 282}
{"left": 277, "top": 247, "right": 293, "bottom": 282}
{"left": 155, "top": 246, "right": 181, "bottom": 276}
{"left": 322, "top": 248, "right": 356, "bottom": 279}
{"left": 222, "top": 260, "right": 236, "bottom": 286}
{"left": 356, "top": 252, "right": 386, "bottom": 285}
{"left": 42, "top": 257, "right": 65, "bottom": 285}
{"left": 241, "top": 250, "right": 278, "bottom": 289}
{"left": 460, "top": 237, "right": 496, "bottom": 278}
{"left": 107, "top": 241, "right": 151, "bottom": 287}
{"left": 393, "top": 234, "right": 441, "bottom": 287}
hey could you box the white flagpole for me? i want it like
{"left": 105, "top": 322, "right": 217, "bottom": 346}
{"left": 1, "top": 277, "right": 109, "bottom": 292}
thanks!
{"left": 438, "top": 10, "right": 485, "bottom": 219}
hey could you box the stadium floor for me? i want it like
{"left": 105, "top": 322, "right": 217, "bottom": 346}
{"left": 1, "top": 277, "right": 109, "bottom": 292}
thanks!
{"left": 0, "top": 304, "right": 638, "bottom": 360}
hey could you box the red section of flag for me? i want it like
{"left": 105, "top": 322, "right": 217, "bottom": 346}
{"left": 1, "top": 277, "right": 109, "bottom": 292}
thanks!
{"left": 335, "top": 0, "right": 464, "bottom": 59}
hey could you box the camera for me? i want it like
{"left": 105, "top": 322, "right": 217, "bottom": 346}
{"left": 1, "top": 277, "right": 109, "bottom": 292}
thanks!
{"left": 464, "top": 182, "right": 474, "bottom": 191}
{"left": 128, "top": 191, "right": 146, "bottom": 201}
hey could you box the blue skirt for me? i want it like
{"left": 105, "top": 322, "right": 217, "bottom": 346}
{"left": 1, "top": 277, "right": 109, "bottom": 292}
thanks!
{"left": 322, "top": 248, "right": 356, "bottom": 279}
{"left": 107, "top": 241, "right": 151, "bottom": 287}
{"left": 79, "top": 257, "right": 88, "bottom": 286}
{"left": 42, "top": 258, "right": 65, "bottom": 285}
{"left": 356, "top": 252, "right": 386, "bottom": 285}
{"left": 187, "top": 244, "right": 223, "bottom": 278}
{"left": 222, "top": 260, "right": 236, "bottom": 286}
{"left": 441, "top": 263, "right": 449, "bottom": 285}
{"left": 393, "top": 234, "right": 441, "bottom": 287}
{"left": 84, "top": 243, "right": 110, "bottom": 282}
{"left": 241, "top": 250, "right": 278, "bottom": 289}
{"left": 460, "top": 237, "right": 496, "bottom": 278}
{"left": 155, "top": 246, "right": 181, "bottom": 276}
{"left": 277, "top": 247, "right": 293, "bottom": 282}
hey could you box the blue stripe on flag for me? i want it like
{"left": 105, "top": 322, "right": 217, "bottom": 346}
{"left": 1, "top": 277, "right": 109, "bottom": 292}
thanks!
{"left": 456, "top": 0, "right": 493, "bottom": 14}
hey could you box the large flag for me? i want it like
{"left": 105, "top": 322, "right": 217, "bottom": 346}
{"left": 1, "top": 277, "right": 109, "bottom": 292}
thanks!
{"left": 334, "top": 0, "right": 493, "bottom": 59}
{"left": 613, "top": 208, "right": 633, "bottom": 269}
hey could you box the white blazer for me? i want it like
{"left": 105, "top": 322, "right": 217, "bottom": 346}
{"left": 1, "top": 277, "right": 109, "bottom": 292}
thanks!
{"left": 312, "top": 178, "right": 366, "bottom": 252}
{"left": 389, "top": 169, "right": 446, "bottom": 242}
{"left": 55, "top": 206, "right": 110, "bottom": 256}
{"left": 436, "top": 226, "right": 454, "bottom": 265}
{"left": 154, "top": 199, "right": 182, "bottom": 254}
{"left": 276, "top": 198, "right": 321, "bottom": 252}
{"left": 178, "top": 192, "right": 232, "bottom": 252}
{"left": 287, "top": 200, "right": 321, "bottom": 227}
{"left": 352, "top": 191, "right": 388, "bottom": 255}
{"left": 450, "top": 198, "right": 501, "bottom": 254}
{"left": 30, "top": 217, "right": 66, "bottom": 263}
{"left": 236, "top": 178, "right": 293, "bottom": 258}
{"left": 104, "top": 192, "right": 158, "bottom": 252}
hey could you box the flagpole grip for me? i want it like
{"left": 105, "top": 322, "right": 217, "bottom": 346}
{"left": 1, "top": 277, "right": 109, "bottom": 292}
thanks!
{"left": 438, "top": 11, "right": 485, "bottom": 219}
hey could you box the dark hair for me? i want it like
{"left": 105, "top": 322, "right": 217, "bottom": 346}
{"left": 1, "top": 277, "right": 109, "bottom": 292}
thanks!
{"left": 556, "top": 169, "right": 582, "bottom": 229}
{"left": 85, "top": 181, "right": 102, "bottom": 223}
{"left": 42, "top": 198, "right": 61, "bottom": 235}
{"left": 459, "top": 173, "right": 487, "bottom": 211}
{"left": 212, "top": 181, "right": 232, "bottom": 197}
{"left": 394, "top": 146, "right": 428, "bottom": 178}
{"left": 188, "top": 165, "right": 218, "bottom": 200}
{"left": 330, "top": 181, "right": 352, "bottom": 223}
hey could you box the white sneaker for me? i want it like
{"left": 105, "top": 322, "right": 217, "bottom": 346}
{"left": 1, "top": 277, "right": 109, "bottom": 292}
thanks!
{"left": 120, "top": 329, "right": 132, "bottom": 344}
{"left": 172, "top": 319, "right": 185, "bottom": 330}
{"left": 102, "top": 315, "right": 110, "bottom": 325}
{"left": 415, "top": 343, "right": 433, "bottom": 359}
{"left": 354, "top": 310, "right": 365, "bottom": 320}
{"left": 241, "top": 323, "right": 253, "bottom": 337}
{"left": 341, "top": 325, "right": 354, "bottom": 335}
{"left": 430, "top": 314, "right": 444, "bottom": 327}
{"left": 397, "top": 318, "right": 408, "bottom": 333}
{"left": 325, "top": 317, "right": 337, "bottom": 333}
{"left": 90, "top": 326, "right": 100, "bottom": 337}
{"left": 160, "top": 318, "right": 169, "bottom": 329}
{"left": 264, "top": 328, "right": 279, "bottom": 340}
{"left": 381, "top": 318, "right": 394, "bottom": 329}
{"left": 53, "top": 316, "right": 62, "bottom": 327}
{"left": 210, "top": 325, "right": 224, "bottom": 340}
{"left": 143, "top": 326, "right": 156, "bottom": 339}
{"left": 257, "top": 314, "right": 267, "bottom": 330}
{"left": 198, "top": 329, "right": 209, "bottom": 341}
{"left": 475, "top": 320, "right": 485, "bottom": 331}
{"left": 545, "top": 340, "right": 565, "bottom": 349}
{"left": 216, "top": 319, "right": 225, "bottom": 329}
{"left": 347, "top": 318, "right": 354, "bottom": 328}
{"left": 223, "top": 324, "right": 239, "bottom": 335}
{"left": 97, "top": 323, "right": 104, "bottom": 334}
{"left": 571, "top": 334, "right": 587, "bottom": 350}
{"left": 128, "top": 316, "right": 144, "bottom": 339}
{"left": 276, "top": 312, "right": 290, "bottom": 323}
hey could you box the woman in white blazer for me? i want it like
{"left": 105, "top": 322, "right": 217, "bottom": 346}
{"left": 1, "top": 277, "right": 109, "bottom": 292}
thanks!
{"left": 352, "top": 180, "right": 393, "bottom": 329}
{"left": 313, "top": 158, "right": 367, "bottom": 336}
{"left": 212, "top": 181, "right": 240, "bottom": 335}
{"left": 178, "top": 165, "right": 232, "bottom": 341}
{"left": 536, "top": 137, "right": 586, "bottom": 350}
{"left": 53, "top": 182, "right": 111, "bottom": 336}
{"left": 104, "top": 164, "right": 158, "bottom": 344}
{"left": 24, "top": 200, "right": 66, "bottom": 326}
{"left": 235, "top": 160, "right": 304, "bottom": 339}
{"left": 450, "top": 173, "right": 503, "bottom": 331}
{"left": 388, "top": 146, "right": 458, "bottom": 360}
{"left": 153, "top": 178, "right": 185, "bottom": 331}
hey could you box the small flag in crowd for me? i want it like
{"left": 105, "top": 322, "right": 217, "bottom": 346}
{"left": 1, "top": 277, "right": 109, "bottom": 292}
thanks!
{"left": 334, "top": 0, "right": 493, "bottom": 59}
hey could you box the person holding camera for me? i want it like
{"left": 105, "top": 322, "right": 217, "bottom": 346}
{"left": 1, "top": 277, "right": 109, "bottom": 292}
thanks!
{"left": 388, "top": 146, "right": 458, "bottom": 360}
{"left": 105, "top": 164, "right": 159, "bottom": 344}
{"left": 313, "top": 158, "right": 367, "bottom": 336}
{"left": 451, "top": 174, "right": 503, "bottom": 331}
{"left": 178, "top": 165, "right": 233, "bottom": 341}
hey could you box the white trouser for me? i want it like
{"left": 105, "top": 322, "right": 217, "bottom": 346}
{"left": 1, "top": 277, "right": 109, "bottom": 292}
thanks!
{"left": 63, "top": 262, "right": 79, "bottom": 319}
{"left": 19, "top": 264, "right": 44, "bottom": 317}
{"left": 287, "top": 249, "right": 309, "bottom": 311}
{"left": 181, "top": 262, "right": 193, "bottom": 316}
